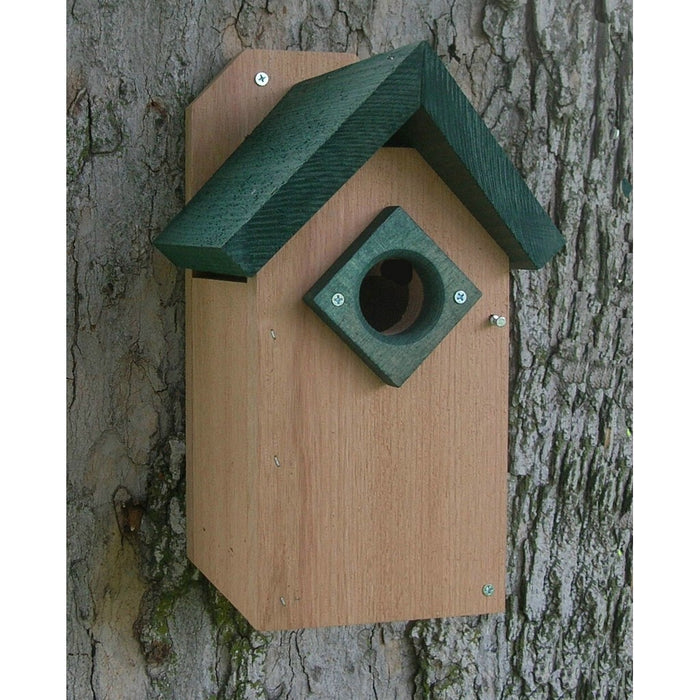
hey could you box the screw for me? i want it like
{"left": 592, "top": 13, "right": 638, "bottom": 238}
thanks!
{"left": 489, "top": 314, "right": 507, "bottom": 327}
{"left": 254, "top": 71, "right": 269, "bottom": 87}
{"left": 482, "top": 583, "right": 495, "bottom": 597}
{"left": 274, "top": 455, "right": 281, "bottom": 468}
{"left": 454, "top": 290, "right": 467, "bottom": 304}
{"left": 331, "top": 293, "right": 345, "bottom": 307}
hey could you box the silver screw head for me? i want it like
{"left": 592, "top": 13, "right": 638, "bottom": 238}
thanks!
{"left": 489, "top": 314, "right": 507, "bottom": 327}
{"left": 454, "top": 290, "right": 467, "bottom": 304}
{"left": 331, "top": 293, "right": 345, "bottom": 307}
{"left": 254, "top": 71, "right": 269, "bottom": 86}
{"left": 482, "top": 583, "right": 495, "bottom": 597}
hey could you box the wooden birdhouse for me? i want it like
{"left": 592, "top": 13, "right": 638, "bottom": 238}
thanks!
{"left": 155, "top": 43, "right": 564, "bottom": 631}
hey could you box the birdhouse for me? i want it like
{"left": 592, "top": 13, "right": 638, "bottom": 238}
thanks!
{"left": 155, "top": 43, "right": 564, "bottom": 631}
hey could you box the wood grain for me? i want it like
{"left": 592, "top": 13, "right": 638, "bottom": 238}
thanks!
{"left": 186, "top": 269, "right": 260, "bottom": 624}
{"left": 156, "top": 42, "right": 564, "bottom": 276}
{"left": 252, "top": 148, "right": 509, "bottom": 630}
{"left": 185, "top": 48, "right": 358, "bottom": 625}
{"left": 186, "top": 50, "right": 509, "bottom": 631}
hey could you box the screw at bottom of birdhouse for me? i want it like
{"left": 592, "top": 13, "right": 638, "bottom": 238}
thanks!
{"left": 331, "top": 293, "right": 345, "bottom": 307}
{"left": 489, "top": 314, "right": 507, "bottom": 327}
{"left": 255, "top": 71, "right": 269, "bottom": 86}
{"left": 454, "top": 290, "right": 467, "bottom": 304}
{"left": 482, "top": 583, "right": 495, "bottom": 597}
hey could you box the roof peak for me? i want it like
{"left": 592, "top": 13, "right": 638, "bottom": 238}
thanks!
{"left": 156, "top": 43, "right": 563, "bottom": 276}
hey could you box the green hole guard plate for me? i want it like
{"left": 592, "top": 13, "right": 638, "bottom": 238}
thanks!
{"left": 303, "top": 206, "right": 482, "bottom": 387}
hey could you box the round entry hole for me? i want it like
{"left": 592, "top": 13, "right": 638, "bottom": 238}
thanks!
{"left": 359, "top": 258, "right": 425, "bottom": 335}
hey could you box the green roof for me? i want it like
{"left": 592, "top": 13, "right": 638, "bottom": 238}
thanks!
{"left": 155, "top": 42, "right": 564, "bottom": 276}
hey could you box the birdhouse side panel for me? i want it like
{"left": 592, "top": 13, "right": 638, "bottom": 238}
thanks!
{"left": 186, "top": 271, "right": 261, "bottom": 623}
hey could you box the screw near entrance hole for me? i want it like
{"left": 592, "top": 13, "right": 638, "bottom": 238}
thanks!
{"left": 304, "top": 206, "right": 482, "bottom": 387}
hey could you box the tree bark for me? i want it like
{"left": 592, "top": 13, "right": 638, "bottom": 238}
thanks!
{"left": 67, "top": 1, "right": 632, "bottom": 697}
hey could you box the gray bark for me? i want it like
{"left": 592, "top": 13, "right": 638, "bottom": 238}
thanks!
{"left": 67, "top": 1, "right": 632, "bottom": 698}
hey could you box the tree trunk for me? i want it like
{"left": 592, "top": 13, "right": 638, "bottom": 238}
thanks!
{"left": 67, "top": 1, "right": 632, "bottom": 697}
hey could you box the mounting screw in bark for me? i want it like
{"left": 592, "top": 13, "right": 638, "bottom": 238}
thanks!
{"left": 331, "top": 293, "right": 345, "bottom": 307}
{"left": 482, "top": 583, "right": 495, "bottom": 597}
{"left": 489, "top": 314, "right": 507, "bottom": 327}
{"left": 255, "top": 71, "right": 269, "bottom": 87}
{"left": 454, "top": 290, "right": 467, "bottom": 304}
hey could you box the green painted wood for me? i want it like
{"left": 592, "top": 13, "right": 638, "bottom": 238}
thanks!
{"left": 304, "top": 207, "right": 481, "bottom": 387}
{"left": 155, "top": 42, "right": 564, "bottom": 276}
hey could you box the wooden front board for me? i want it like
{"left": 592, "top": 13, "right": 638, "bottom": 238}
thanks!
{"left": 184, "top": 50, "right": 508, "bottom": 630}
